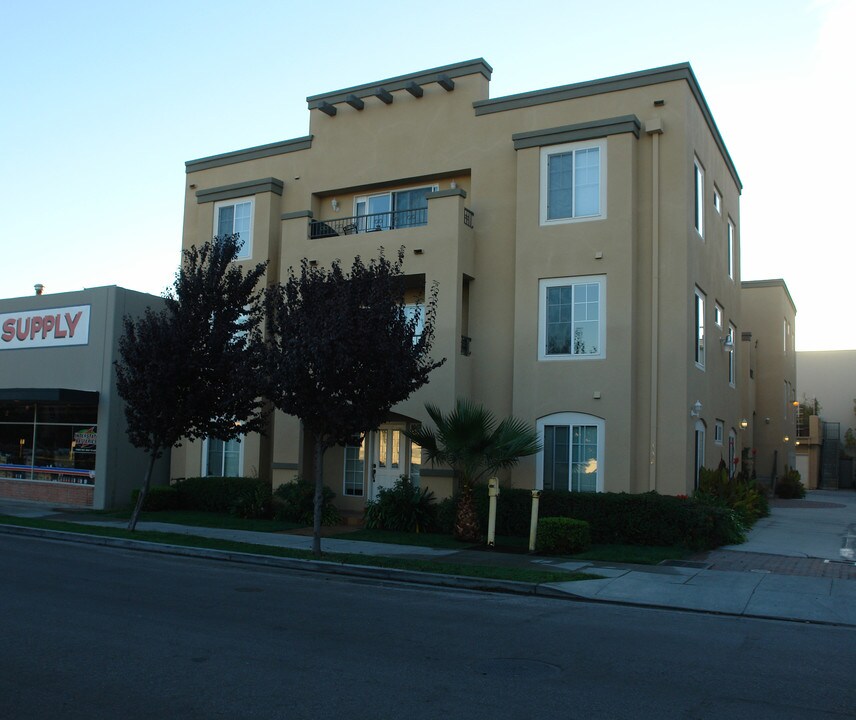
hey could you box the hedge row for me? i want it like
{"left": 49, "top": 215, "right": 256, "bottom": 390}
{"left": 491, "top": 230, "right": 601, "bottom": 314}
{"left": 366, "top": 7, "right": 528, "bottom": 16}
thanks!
{"left": 133, "top": 477, "right": 272, "bottom": 519}
{"left": 449, "top": 486, "right": 744, "bottom": 551}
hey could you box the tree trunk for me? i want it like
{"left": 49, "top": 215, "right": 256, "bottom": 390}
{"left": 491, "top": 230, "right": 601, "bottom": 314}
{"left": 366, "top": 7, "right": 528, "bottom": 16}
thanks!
{"left": 454, "top": 482, "right": 481, "bottom": 543}
{"left": 128, "top": 451, "right": 158, "bottom": 532}
{"left": 312, "top": 437, "right": 326, "bottom": 559}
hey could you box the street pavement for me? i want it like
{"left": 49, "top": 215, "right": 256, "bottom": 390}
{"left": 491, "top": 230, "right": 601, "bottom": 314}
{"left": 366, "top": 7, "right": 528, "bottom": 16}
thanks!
{"left": 1, "top": 489, "right": 855, "bottom": 626}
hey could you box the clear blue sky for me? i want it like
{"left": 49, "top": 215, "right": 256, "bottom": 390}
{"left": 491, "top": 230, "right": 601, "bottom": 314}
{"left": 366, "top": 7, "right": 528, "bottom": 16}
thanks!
{"left": 2, "top": 0, "right": 852, "bottom": 350}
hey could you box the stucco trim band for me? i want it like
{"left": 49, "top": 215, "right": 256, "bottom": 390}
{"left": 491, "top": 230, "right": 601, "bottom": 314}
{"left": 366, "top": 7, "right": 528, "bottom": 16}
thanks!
{"left": 307, "top": 58, "right": 493, "bottom": 109}
{"left": 281, "top": 210, "right": 314, "bottom": 220}
{"left": 195, "top": 178, "right": 285, "bottom": 204}
{"left": 186, "top": 136, "right": 313, "bottom": 173}
{"left": 426, "top": 188, "right": 468, "bottom": 199}
{"left": 477, "top": 62, "right": 741, "bottom": 190}
{"left": 512, "top": 115, "right": 641, "bottom": 150}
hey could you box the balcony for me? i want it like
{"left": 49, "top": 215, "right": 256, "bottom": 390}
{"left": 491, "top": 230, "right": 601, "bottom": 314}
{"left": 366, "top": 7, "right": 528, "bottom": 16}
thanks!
{"left": 309, "top": 207, "right": 474, "bottom": 239}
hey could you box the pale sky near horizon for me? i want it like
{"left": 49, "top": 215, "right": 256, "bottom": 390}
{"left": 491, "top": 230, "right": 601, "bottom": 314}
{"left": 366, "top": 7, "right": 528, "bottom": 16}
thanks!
{"left": 2, "top": 0, "right": 853, "bottom": 351}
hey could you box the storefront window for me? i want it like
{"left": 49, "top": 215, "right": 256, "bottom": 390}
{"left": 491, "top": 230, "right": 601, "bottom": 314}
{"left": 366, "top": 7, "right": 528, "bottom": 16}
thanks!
{"left": 0, "top": 401, "right": 97, "bottom": 485}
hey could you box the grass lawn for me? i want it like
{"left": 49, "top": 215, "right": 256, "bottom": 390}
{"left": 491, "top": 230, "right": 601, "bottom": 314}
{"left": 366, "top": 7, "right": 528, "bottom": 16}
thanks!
{"left": 569, "top": 544, "right": 691, "bottom": 565}
{"left": 77, "top": 509, "right": 303, "bottom": 533}
{"left": 329, "top": 528, "right": 473, "bottom": 549}
{"left": 0, "top": 515, "right": 596, "bottom": 585}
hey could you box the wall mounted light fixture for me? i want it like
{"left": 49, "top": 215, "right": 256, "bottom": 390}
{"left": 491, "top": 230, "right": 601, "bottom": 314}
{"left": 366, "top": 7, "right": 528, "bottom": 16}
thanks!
{"left": 690, "top": 400, "right": 702, "bottom": 418}
{"left": 331, "top": 198, "right": 340, "bottom": 212}
{"left": 740, "top": 418, "right": 749, "bottom": 429}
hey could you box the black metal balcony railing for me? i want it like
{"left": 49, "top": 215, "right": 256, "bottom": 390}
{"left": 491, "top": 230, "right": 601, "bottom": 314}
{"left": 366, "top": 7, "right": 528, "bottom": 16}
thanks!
{"left": 309, "top": 207, "right": 475, "bottom": 239}
{"left": 310, "top": 208, "right": 427, "bottom": 239}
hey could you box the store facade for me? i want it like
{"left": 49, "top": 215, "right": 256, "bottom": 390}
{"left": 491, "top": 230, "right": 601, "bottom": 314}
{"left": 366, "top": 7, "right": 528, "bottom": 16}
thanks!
{"left": 0, "top": 286, "right": 168, "bottom": 508}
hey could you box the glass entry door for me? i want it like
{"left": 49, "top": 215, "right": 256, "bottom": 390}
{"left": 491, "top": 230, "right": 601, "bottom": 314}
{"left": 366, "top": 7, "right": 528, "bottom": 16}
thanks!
{"left": 371, "top": 427, "right": 402, "bottom": 500}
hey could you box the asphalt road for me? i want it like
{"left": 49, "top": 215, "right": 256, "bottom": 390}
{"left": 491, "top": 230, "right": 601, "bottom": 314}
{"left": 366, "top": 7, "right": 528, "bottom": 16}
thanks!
{"left": 1, "top": 535, "right": 854, "bottom": 720}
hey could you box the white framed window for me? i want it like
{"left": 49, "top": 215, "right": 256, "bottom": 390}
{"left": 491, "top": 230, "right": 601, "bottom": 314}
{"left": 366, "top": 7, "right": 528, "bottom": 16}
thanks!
{"left": 404, "top": 303, "right": 425, "bottom": 344}
{"left": 538, "top": 275, "right": 606, "bottom": 360}
{"left": 694, "top": 420, "right": 706, "bottom": 488}
{"left": 343, "top": 441, "right": 365, "bottom": 496}
{"left": 714, "top": 303, "right": 723, "bottom": 328}
{"left": 540, "top": 140, "right": 606, "bottom": 225}
{"left": 354, "top": 185, "right": 437, "bottom": 231}
{"left": 693, "top": 157, "right": 705, "bottom": 238}
{"left": 536, "top": 412, "right": 605, "bottom": 493}
{"left": 727, "top": 218, "right": 735, "bottom": 280}
{"left": 214, "top": 197, "right": 254, "bottom": 260}
{"left": 783, "top": 318, "right": 791, "bottom": 354}
{"left": 202, "top": 437, "right": 243, "bottom": 477}
{"left": 694, "top": 288, "right": 706, "bottom": 369}
{"left": 728, "top": 322, "right": 737, "bottom": 386}
{"left": 713, "top": 186, "right": 722, "bottom": 214}
{"left": 714, "top": 420, "right": 724, "bottom": 445}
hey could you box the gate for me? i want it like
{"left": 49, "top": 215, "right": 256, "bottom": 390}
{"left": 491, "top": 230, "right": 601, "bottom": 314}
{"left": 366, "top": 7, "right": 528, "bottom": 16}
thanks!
{"left": 820, "top": 422, "right": 840, "bottom": 489}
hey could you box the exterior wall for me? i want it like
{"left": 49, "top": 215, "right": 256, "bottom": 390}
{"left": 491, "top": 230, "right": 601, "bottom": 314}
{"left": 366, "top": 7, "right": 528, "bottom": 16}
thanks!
{"left": 0, "top": 286, "right": 169, "bottom": 508}
{"left": 740, "top": 280, "right": 798, "bottom": 484}
{"left": 179, "top": 59, "right": 747, "bottom": 504}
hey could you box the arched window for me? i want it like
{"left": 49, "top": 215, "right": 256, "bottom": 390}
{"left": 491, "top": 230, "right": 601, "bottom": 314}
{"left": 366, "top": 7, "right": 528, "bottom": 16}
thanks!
{"left": 536, "top": 413, "right": 605, "bottom": 492}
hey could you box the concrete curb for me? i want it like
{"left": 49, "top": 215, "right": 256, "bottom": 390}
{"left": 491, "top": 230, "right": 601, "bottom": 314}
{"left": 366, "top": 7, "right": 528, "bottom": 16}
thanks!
{"left": 6, "top": 522, "right": 854, "bottom": 627}
{"left": 0, "top": 522, "right": 547, "bottom": 597}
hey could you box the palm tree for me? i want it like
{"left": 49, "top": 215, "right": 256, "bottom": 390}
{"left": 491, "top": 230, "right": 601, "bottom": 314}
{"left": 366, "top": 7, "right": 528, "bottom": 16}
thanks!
{"left": 405, "top": 399, "right": 541, "bottom": 543}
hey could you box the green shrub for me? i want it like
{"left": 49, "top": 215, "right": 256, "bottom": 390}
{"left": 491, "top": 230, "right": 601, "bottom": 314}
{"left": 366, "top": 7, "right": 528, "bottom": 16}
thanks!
{"left": 364, "top": 476, "right": 437, "bottom": 533}
{"left": 130, "top": 484, "right": 182, "bottom": 512}
{"left": 695, "top": 465, "right": 770, "bottom": 525}
{"left": 535, "top": 517, "right": 591, "bottom": 555}
{"left": 451, "top": 486, "right": 743, "bottom": 551}
{"left": 775, "top": 466, "right": 806, "bottom": 499}
{"left": 435, "top": 497, "right": 457, "bottom": 535}
{"left": 273, "top": 477, "right": 342, "bottom": 526}
{"left": 173, "top": 476, "right": 272, "bottom": 518}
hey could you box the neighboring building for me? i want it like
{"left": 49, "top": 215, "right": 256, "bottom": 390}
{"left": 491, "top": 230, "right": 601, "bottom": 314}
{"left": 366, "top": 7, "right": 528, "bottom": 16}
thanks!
{"left": 797, "top": 349, "right": 856, "bottom": 488}
{"left": 739, "top": 279, "right": 798, "bottom": 487}
{"left": 175, "top": 58, "right": 750, "bottom": 511}
{"left": 0, "top": 286, "right": 169, "bottom": 508}
{"left": 797, "top": 350, "right": 856, "bottom": 436}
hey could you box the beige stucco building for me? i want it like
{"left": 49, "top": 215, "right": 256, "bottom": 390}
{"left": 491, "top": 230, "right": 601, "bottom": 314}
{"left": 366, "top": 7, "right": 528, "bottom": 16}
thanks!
{"left": 739, "top": 280, "right": 798, "bottom": 486}
{"left": 174, "top": 58, "right": 763, "bottom": 511}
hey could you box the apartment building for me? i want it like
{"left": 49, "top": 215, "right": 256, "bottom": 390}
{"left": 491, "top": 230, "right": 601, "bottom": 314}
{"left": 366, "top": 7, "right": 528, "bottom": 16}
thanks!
{"left": 174, "top": 58, "right": 748, "bottom": 512}
{"left": 739, "top": 280, "right": 798, "bottom": 486}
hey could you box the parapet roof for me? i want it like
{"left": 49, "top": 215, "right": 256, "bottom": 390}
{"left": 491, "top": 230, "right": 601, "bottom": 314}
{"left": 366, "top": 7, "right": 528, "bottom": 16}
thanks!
{"left": 186, "top": 58, "right": 741, "bottom": 190}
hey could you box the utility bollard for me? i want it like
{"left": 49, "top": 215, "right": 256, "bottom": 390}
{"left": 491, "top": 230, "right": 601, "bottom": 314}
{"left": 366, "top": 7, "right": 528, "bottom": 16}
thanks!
{"left": 528, "top": 489, "right": 541, "bottom": 552}
{"left": 487, "top": 478, "right": 500, "bottom": 547}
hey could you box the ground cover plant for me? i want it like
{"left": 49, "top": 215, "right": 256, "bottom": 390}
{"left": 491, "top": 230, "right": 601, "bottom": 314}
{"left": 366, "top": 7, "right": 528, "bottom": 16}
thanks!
{"left": 695, "top": 462, "right": 770, "bottom": 525}
{"left": 775, "top": 466, "right": 807, "bottom": 499}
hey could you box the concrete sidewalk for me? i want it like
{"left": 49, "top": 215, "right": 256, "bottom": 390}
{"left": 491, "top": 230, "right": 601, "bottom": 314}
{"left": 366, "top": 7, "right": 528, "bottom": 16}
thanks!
{"left": 1, "top": 492, "right": 855, "bottom": 627}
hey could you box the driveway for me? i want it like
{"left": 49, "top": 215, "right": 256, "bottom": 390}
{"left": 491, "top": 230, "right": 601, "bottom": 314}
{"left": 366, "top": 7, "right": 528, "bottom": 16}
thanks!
{"left": 722, "top": 489, "right": 856, "bottom": 561}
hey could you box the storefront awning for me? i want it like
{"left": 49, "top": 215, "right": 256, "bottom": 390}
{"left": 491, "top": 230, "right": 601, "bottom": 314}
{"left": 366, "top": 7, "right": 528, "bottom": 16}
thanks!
{"left": 0, "top": 388, "right": 99, "bottom": 402}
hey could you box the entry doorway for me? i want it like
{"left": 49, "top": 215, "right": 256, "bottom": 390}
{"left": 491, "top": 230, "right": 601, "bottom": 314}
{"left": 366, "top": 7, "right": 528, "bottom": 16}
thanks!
{"left": 369, "top": 425, "right": 420, "bottom": 500}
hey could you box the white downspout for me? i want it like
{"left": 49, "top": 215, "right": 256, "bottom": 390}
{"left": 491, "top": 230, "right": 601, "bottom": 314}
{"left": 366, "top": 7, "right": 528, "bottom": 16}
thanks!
{"left": 646, "top": 118, "right": 663, "bottom": 492}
